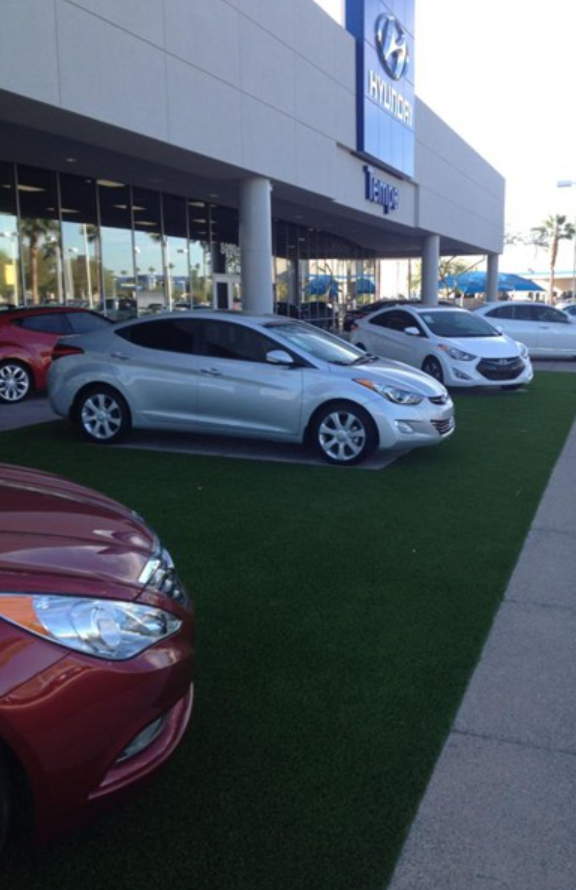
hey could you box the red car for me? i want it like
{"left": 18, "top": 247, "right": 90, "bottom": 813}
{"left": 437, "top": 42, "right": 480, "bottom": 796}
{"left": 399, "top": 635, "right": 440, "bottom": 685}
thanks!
{"left": 0, "top": 463, "right": 195, "bottom": 852}
{"left": 0, "top": 306, "right": 111, "bottom": 404}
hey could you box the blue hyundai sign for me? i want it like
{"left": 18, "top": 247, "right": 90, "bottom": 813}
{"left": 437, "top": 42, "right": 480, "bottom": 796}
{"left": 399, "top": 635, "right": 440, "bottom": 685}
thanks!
{"left": 346, "top": 0, "right": 415, "bottom": 178}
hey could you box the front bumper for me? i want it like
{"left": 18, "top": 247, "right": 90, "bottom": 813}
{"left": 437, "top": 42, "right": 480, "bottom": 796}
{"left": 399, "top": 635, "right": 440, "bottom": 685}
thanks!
{"left": 367, "top": 394, "right": 455, "bottom": 450}
{"left": 443, "top": 356, "right": 533, "bottom": 388}
{"left": 0, "top": 612, "right": 194, "bottom": 843}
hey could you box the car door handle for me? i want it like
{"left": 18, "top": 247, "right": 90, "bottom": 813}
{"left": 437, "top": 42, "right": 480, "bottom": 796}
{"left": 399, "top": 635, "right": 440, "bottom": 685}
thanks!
{"left": 110, "top": 351, "right": 130, "bottom": 360}
{"left": 199, "top": 367, "right": 222, "bottom": 377}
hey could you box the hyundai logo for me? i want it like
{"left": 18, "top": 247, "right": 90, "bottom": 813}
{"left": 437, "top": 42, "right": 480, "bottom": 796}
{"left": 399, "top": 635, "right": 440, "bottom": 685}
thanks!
{"left": 375, "top": 14, "right": 409, "bottom": 81}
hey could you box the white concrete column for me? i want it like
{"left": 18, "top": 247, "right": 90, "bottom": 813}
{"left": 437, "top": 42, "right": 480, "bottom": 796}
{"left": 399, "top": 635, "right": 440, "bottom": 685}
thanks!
{"left": 421, "top": 234, "right": 440, "bottom": 305}
{"left": 486, "top": 253, "right": 499, "bottom": 302}
{"left": 239, "top": 176, "right": 274, "bottom": 313}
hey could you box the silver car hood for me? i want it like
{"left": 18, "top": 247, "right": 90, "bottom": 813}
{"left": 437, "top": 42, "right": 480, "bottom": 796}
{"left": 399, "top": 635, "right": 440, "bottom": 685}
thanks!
{"left": 327, "top": 358, "right": 449, "bottom": 397}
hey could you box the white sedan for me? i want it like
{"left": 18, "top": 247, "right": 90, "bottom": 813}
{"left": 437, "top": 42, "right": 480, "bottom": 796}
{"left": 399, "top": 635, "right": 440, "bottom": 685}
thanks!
{"left": 474, "top": 301, "right": 576, "bottom": 357}
{"left": 350, "top": 304, "right": 533, "bottom": 388}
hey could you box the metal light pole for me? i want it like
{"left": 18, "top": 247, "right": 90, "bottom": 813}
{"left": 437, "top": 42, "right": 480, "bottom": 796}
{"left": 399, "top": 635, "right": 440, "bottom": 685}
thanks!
{"left": 557, "top": 180, "right": 576, "bottom": 300}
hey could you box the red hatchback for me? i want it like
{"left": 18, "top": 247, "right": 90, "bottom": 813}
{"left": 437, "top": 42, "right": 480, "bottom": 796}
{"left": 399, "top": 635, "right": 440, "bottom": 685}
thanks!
{"left": 0, "top": 463, "right": 195, "bottom": 852}
{"left": 0, "top": 306, "right": 111, "bottom": 404}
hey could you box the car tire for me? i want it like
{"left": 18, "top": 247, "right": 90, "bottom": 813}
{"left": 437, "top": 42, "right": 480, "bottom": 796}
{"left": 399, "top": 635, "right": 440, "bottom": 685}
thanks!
{"left": 310, "top": 401, "right": 378, "bottom": 466}
{"left": 0, "top": 360, "right": 32, "bottom": 404}
{"left": 422, "top": 356, "right": 444, "bottom": 384}
{"left": 77, "top": 386, "right": 131, "bottom": 444}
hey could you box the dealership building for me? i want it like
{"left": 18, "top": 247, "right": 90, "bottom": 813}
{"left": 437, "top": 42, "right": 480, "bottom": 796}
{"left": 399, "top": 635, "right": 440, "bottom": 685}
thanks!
{"left": 0, "top": 0, "right": 505, "bottom": 317}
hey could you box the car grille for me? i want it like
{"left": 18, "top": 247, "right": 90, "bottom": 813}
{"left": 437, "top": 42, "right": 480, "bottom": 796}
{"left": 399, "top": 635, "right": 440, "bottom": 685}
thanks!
{"left": 139, "top": 545, "right": 188, "bottom": 606}
{"left": 431, "top": 417, "right": 455, "bottom": 436}
{"left": 477, "top": 357, "right": 525, "bottom": 381}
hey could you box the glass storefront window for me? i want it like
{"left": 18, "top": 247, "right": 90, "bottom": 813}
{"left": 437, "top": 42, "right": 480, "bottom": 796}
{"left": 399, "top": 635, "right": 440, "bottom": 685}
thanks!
{"left": 18, "top": 166, "right": 61, "bottom": 305}
{"left": 163, "top": 193, "right": 189, "bottom": 308}
{"left": 132, "top": 187, "right": 163, "bottom": 313}
{"left": 60, "top": 173, "right": 100, "bottom": 308}
{"left": 0, "top": 162, "right": 19, "bottom": 306}
{"left": 98, "top": 181, "right": 134, "bottom": 314}
{"left": 188, "top": 201, "right": 212, "bottom": 306}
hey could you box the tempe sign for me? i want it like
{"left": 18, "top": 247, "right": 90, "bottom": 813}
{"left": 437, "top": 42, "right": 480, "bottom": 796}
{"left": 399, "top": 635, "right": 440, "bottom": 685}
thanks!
{"left": 364, "top": 165, "right": 399, "bottom": 215}
{"left": 346, "top": 0, "right": 415, "bottom": 179}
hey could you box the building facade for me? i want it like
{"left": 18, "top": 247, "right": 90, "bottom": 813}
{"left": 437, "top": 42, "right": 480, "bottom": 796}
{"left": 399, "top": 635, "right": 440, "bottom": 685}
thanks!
{"left": 0, "top": 0, "right": 505, "bottom": 318}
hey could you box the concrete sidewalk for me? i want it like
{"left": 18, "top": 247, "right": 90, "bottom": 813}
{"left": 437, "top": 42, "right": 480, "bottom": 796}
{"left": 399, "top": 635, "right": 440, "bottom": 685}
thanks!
{"left": 388, "top": 387, "right": 576, "bottom": 888}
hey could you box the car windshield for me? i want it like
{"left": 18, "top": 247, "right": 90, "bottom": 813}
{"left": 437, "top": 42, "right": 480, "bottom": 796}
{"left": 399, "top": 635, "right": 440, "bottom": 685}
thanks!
{"left": 419, "top": 310, "right": 499, "bottom": 338}
{"left": 265, "top": 321, "right": 370, "bottom": 365}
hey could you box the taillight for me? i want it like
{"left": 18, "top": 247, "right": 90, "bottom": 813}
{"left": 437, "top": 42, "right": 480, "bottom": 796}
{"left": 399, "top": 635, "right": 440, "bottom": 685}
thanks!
{"left": 52, "top": 343, "right": 84, "bottom": 361}
{"left": 350, "top": 323, "right": 358, "bottom": 332}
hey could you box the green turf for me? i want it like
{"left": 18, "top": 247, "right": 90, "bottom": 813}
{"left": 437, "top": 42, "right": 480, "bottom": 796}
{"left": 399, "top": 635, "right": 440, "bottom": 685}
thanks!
{"left": 1, "top": 371, "right": 576, "bottom": 890}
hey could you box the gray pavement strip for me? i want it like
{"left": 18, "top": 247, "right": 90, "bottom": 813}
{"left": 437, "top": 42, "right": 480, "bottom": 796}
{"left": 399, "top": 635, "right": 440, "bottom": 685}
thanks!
{"left": 388, "top": 732, "right": 576, "bottom": 890}
{"left": 388, "top": 397, "right": 576, "bottom": 890}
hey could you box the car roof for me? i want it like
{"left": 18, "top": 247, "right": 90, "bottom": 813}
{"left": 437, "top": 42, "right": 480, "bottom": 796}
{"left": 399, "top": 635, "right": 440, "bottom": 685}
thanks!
{"left": 369, "top": 301, "right": 463, "bottom": 313}
{"left": 0, "top": 305, "right": 97, "bottom": 316}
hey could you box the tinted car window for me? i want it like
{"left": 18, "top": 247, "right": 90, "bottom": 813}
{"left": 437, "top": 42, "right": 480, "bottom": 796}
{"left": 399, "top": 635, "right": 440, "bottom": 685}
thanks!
{"left": 117, "top": 319, "right": 197, "bottom": 354}
{"left": 531, "top": 305, "right": 569, "bottom": 324}
{"left": 485, "top": 306, "right": 515, "bottom": 319}
{"left": 370, "top": 310, "right": 422, "bottom": 332}
{"left": 200, "top": 321, "right": 276, "bottom": 362}
{"left": 16, "top": 313, "right": 69, "bottom": 334}
{"left": 419, "top": 310, "right": 498, "bottom": 338}
{"left": 65, "top": 312, "right": 111, "bottom": 334}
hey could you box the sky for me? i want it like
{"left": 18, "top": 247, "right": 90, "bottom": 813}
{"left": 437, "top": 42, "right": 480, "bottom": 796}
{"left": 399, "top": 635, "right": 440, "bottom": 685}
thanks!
{"left": 313, "top": 0, "right": 576, "bottom": 270}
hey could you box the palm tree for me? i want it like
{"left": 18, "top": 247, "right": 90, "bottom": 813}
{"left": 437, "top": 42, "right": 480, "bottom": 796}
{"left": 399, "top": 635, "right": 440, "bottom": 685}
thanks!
{"left": 531, "top": 215, "right": 576, "bottom": 303}
{"left": 19, "top": 218, "right": 60, "bottom": 303}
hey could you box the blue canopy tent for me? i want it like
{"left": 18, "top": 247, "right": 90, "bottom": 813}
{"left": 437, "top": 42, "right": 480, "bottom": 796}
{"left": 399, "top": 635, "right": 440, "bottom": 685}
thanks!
{"left": 440, "top": 271, "right": 543, "bottom": 296}
{"left": 355, "top": 277, "right": 376, "bottom": 295}
{"left": 304, "top": 275, "right": 340, "bottom": 298}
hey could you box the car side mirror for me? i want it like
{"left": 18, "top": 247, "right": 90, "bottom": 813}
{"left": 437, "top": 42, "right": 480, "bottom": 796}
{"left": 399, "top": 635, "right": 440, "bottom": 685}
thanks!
{"left": 266, "top": 349, "right": 294, "bottom": 365}
{"left": 404, "top": 326, "right": 421, "bottom": 337}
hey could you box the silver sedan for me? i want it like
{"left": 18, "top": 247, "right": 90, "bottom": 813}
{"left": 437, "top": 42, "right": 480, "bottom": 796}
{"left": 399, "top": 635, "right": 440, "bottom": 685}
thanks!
{"left": 48, "top": 311, "right": 455, "bottom": 466}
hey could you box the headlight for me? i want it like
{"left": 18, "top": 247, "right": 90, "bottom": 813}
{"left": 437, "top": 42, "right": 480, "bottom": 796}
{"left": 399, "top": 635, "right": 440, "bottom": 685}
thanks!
{"left": 516, "top": 341, "right": 529, "bottom": 359}
{"left": 354, "top": 378, "right": 423, "bottom": 405}
{"left": 437, "top": 344, "right": 476, "bottom": 361}
{"left": 0, "top": 594, "right": 181, "bottom": 660}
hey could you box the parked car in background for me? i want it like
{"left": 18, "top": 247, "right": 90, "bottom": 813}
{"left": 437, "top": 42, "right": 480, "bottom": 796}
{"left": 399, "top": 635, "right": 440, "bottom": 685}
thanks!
{"left": 48, "top": 310, "right": 455, "bottom": 466}
{"left": 350, "top": 304, "right": 533, "bottom": 388}
{"left": 298, "top": 301, "right": 334, "bottom": 330}
{"left": 0, "top": 306, "right": 111, "bottom": 403}
{"left": 99, "top": 297, "right": 137, "bottom": 321}
{"left": 343, "top": 299, "right": 400, "bottom": 332}
{"left": 474, "top": 301, "right": 576, "bottom": 357}
{"left": 556, "top": 299, "right": 576, "bottom": 319}
{"left": 0, "top": 462, "right": 194, "bottom": 853}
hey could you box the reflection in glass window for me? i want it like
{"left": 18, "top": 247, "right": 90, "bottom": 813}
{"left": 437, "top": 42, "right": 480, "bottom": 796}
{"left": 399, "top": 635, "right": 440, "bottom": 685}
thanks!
{"left": 60, "top": 174, "right": 100, "bottom": 308}
{"left": 163, "top": 193, "right": 189, "bottom": 308}
{"left": 188, "top": 200, "right": 212, "bottom": 306}
{"left": 98, "top": 182, "right": 134, "bottom": 308}
{"left": 18, "top": 166, "right": 61, "bottom": 305}
{"left": 0, "top": 161, "right": 19, "bottom": 306}
{"left": 133, "top": 187, "right": 163, "bottom": 313}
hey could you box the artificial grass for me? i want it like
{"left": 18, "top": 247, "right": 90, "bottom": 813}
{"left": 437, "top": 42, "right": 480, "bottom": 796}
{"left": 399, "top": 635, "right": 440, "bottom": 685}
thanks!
{"left": 1, "top": 371, "right": 575, "bottom": 890}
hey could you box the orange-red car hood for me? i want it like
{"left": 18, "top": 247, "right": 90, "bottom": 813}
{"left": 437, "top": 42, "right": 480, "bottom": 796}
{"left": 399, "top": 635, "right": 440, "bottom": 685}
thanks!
{"left": 0, "top": 464, "right": 155, "bottom": 598}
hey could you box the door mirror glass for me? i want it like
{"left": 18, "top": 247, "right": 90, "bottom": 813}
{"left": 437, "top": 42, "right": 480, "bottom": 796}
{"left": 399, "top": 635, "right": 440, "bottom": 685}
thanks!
{"left": 266, "top": 349, "right": 294, "bottom": 365}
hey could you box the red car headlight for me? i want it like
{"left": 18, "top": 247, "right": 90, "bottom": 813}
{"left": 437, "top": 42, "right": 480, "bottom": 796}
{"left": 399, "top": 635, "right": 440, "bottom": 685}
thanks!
{"left": 0, "top": 594, "right": 181, "bottom": 660}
